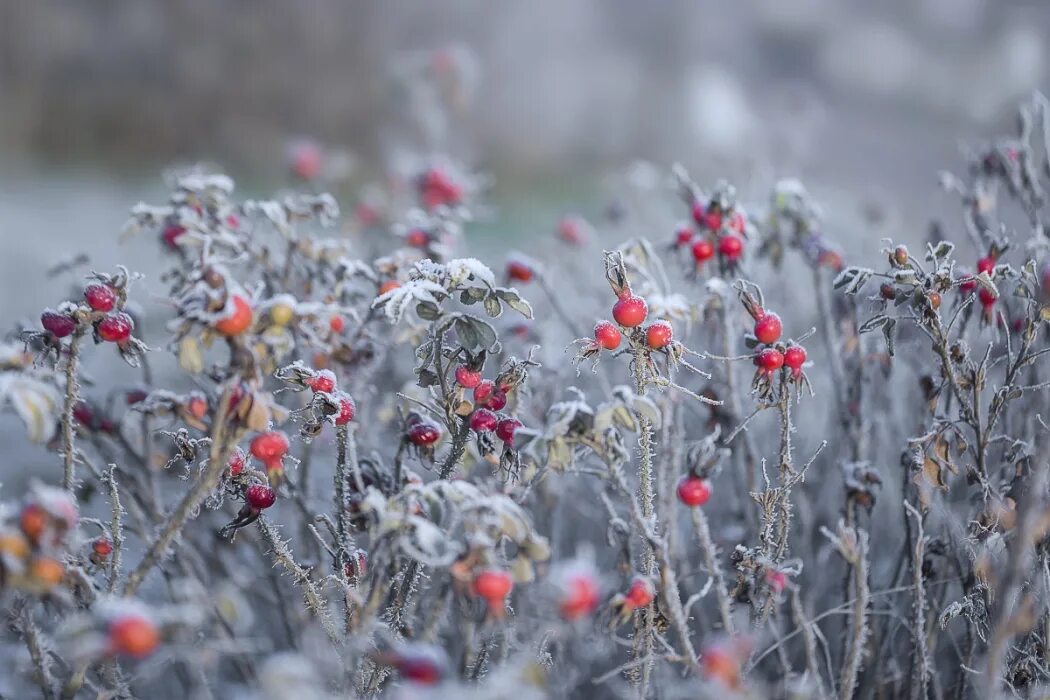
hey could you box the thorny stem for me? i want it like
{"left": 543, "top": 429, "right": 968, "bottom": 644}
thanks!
{"left": 61, "top": 333, "right": 83, "bottom": 491}
{"left": 102, "top": 465, "right": 125, "bottom": 594}
{"left": 690, "top": 507, "right": 734, "bottom": 634}
{"left": 439, "top": 418, "right": 470, "bottom": 480}
{"left": 13, "top": 601, "right": 56, "bottom": 700}
{"left": 719, "top": 298, "right": 759, "bottom": 528}
{"left": 904, "top": 501, "right": 931, "bottom": 700}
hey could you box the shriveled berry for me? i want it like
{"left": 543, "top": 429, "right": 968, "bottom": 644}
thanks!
{"left": 246, "top": 483, "right": 276, "bottom": 510}
{"left": 495, "top": 418, "right": 522, "bottom": 444}
{"left": 612, "top": 294, "right": 648, "bottom": 328}
{"left": 784, "top": 346, "right": 807, "bottom": 374}
{"left": 691, "top": 238, "right": 715, "bottom": 263}
{"left": 308, "top": 370, "right": 336, "bottom": 394}
{"left": 645, "top": 321, "right": 673, "bottom": 350}
{"left": 408, "top": 421, "right": 442, "bottom": 446}
{"left": 560, "top": 573, "right": 600, "bottom": 621}
{"left": 718, "top": 234, "right": 743, "bottom": 260}
{"left": 41, "top": 311, "right": 77, "bottom": 338}
{"left": 473, "top": 569, "right": 513, "bottom": 604}
{"left": 593, "top": 321, "right": 622, "bottom": 350}
{"left": 624, "top": 578, "right": 654, "bottom": 608}
{"left": 84, "top": 283, "right": 117, "bottom": 312}
{"left": 334, "top": 394, "right": 356, "bottom": 425}
{"left": 470, "top": 408, "right": 498, "bottom": 432}
{"left": 108, "top": 615, "right": 159, "bottom": 659}
{"left": 215, "top": 295, "right": 253, "bottom": 336}
{"left": 455, "top": 365, "right": 482, "bottom": 389}
{"left": 97, "top": 313, "right": 134, "bottom": 343}
{"left": 250, "top": 431, "right": 289, "bottom": 463}
{"left": 506, "top": 260, "right": 534, "bottom": 283}
{"left": 880, "top": 283, "right": 896, "bottom": 300}
{"left": 754, "top": 313, "right": 782, "bottom": 345}
{"left": 677, "top": 476, "right": 711, "bottom": 507}
{"left": 926, "top": 291, "right": 942, "bottom": 310}
{"left": 756, "top": 348, "right": 785, "bottom": 373}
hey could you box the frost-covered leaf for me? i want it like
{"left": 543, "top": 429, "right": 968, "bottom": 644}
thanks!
{"left": 834, "top": 267, "right": 874, "bottom": 295}
{"left": 858, "top": 314, "right": 889, "bottom": 334}
{"left": 496, "top": 288, "right": 534, "bottom": 319}
{"left": 483, "top": 294, "right": 503, "bottom": 318}
{"left": 0, "top": 374, "right": 61, "bottom": 443}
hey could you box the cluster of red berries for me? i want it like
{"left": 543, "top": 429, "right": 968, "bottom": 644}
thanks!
{"left": 454, "top": 364, "right": 524, "bottom": 447}
{"left": 304, "top": 369, "right": 356, "bottom": 427}
{"left": 40, "top": 280, "right": 135, "bottom": 346}
{"left": 419, "top": 167, "right": 463, "bottom": 211}
{"left": 588, "top": 291, "right": 675, "bottom": 355}
{"left": 741, "top": 301, "right": 808, "bottom": 393}
{"left": 673, "top": 197, "right": 747, "bottom": 269}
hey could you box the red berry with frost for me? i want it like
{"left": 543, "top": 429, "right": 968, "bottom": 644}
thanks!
{"left": 675, "top": 226, "right": 694, "bottom": 246}
{"left": 486, "top": 390, "right": 508, "bottom": 411}
{"left": 250, "top": 431, "right": 289, "bottom": 463}
{"left": 677, "top": 476, "right": 712, "bottom": 507}
{"left": 612, "top": 294, "right": 648, "bottom": 328}
{"left": 979, "top": 287, "right": 998, "bottom": 307}
{"left": 560, "top": 572, "right": 600, "bottom": 621}
{"left": 84, "top": 284, "right": 117, "bottom": 312}
{"left": 691, "top": 238, "right": 715, "bottom": 263}
{"left": 495, "top": 418, "right": 522, "bottom": 444}
{"left": 334, "top": 394, "right": 356, "bottom": 425}
{"left": 246, "top": 483, "right": 276, "bottom": 510}
{"left": 977, "top": 255, "right": 996, "bottom": 275}
{"left": 308, "top": 370, "right": 336, "bottom": 394}
{"left": 227, "top": 449, "right": 246, "bottom": 477}
{"left": 645, "top": 321, "right": 673, "bottom": 350}
{"left": 162, "top": 224, "right": 186, "bottom": 249}
{"left": 473, "top": 380, "right": 495, "bottom": 406}
{"left": 753, "top": 313, "right": 782, "bottom": 345}
{"left": 766, "top": 569, "right": 787, "bottom": 593}
{"left": 408, "top": 420, "right": 442, "bottom": 446}
{"left": 455, "top": 365, "right": 482, "bottom": 388}
{"left": 593, "top": 321, "right": 622, "bottom": 350}
{"left": 756, "top": 348, "right": 785, "bottom": 373}
{"left": 97, "top": 313, "right": 134, "bottom": 343}
{"left": 41, "top": 311, "right": 76, "bottom": 338}
{"left": 395, "top": 649, "right": 446, "bottom": 686}
{"left": 470, "top": 408, "right": 498, "bottom": 432}
{"left": 506, "top": 260, "right": 534, "bottom": 283}
{"left": 624, "top": 578, "right": 654, "bottom": 608}
{"left": 880, "top": 283, "right": 897, "bottom": 300}
{"left": 784, "top": 346, "right": 806, "bottom": 374}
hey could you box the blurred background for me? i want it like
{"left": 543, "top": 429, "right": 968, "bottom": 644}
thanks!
{"left": 0, "top": 0, "right": 1048, "bottom": 317}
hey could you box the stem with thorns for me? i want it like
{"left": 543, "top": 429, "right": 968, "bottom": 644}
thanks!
{"left": 691, "top": 507, "right": 734, "bottom": 633}
{"left": 61, "top": 332, "right": 83, "bottom": 491}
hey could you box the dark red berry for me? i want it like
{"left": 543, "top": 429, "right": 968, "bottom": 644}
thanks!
{"left": 677, "top": 476, "right": 711, "bottom": 507}
{"left": 880, "top": 283, "right": 896, "bottom": 300}
{"left": 246, "top": 483, "right": 276, "bottom": 510}
{"left": 97, "top": 313, "right": 134, "bottom": 343}
{"left": 408, "top": 420, "right": 442, "bottom": 446}
{"left": 754, "top": 313, "right": 782, "bottom": 345}
{"left": 473, "top": 380, "right": 495, "bottom": 406}
{"left": 486, "top": 390, "right": 508, "bottom": 412}
{"left": 593, "top": 321, "right": 622, "bottom": 350}
{"left": 612, "top": 294, "right": 648, "bottom": 328}
{"left": 506, "top": 260, "right": 534, "bottom": 283}
{"left": 162, "top": 224, "right": 186, "bottom": 249}
{"left": 469, "top": 408, "right": 498, "bottom": 432}
{"left": 84, "top": 284, "right": 117, "bottom": 312}
{"left": 495, "top": 418, "right": 522, "bottom": 444}
{"left": 455, "top": 365, "right": 482, "bottom": 389}
{"left": 41, "top": 311, "right": 76, "bottom": 338}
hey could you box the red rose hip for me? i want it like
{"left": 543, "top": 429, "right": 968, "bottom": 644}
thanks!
{"left": 677, "top": 476, "right": 712, "bottom": 507}
{"left": 612, "top": 294, "right": 648, "bottom": 328}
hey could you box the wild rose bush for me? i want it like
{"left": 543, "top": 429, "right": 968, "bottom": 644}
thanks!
{"left": 4, "top": 92, "right": 1050, "bottom": 700}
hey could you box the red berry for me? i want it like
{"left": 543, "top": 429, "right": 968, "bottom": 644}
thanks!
{"left": 624, "top": 578, "right": 654, "bottom": 608}
{"left": 753, "top": 313, "right": 782, "bottom": 345}
{"left": 506, "top": 260, "right": 534, "bottom": 283}
{"left": 108, "top": 615, "right": 159, "bottom": 659}
{"left": 470, "top": 408, "right": 498, "bottom": 432}
{"left": 246, "top": 483, "right": 276, "bottom": 510}
{"left": 893, "top": 245, "right": 910, "bottom": 266}
{"left": 473, "top": 380, "right": 495, "bottom": 406}
{"left": 406, "top": 228, "right": 429, "bottom": 248}
{"left": 766, "top": 569, "right": 787, "bottom": 593}
{"left": 956, "top": 274, "right": 976, "bottom": 295}
{"left": 455, "top": 365, "right": 482, "bottom": 389}
{"left": 41, "top": 311, "right": 76, "bottom": 338}
{"left": 784, "top": 346, "right": 807, "bottom": 373}
{"left": 290, "top": 141, "right": 323, "bottom": 181}
{"left": 926, "top": 291, "right": 942, "bottom": 310}
{"left": 334, "top": 394, "right": 356, "bottom": 425}
{"left": 979, "top": 287, "right": 998, "bottom": 307}
{"left": 84, "top": 284, "right": 117, "bottom": 312}
{"left": 612, "top": 294, "right": 648, "bottom": 328}
{"left": 690, "top": 201, "right": 708, "bottom": 227}
{"left": 92, "top": 537, "right": 113, "bottom": 558}
{"left": 495, "top": 418, "right": 522, "bottom": 444}
{"left": 557, "top": 216, "right": 588, "bottom": 245}
{"left": 250, "top": 431, "right": 289, "bottom": 463}
{"left": 186, "top": 395, "right": 208, "bottom": 420}
{"left": 560, "top": 573, "right": 600, "bottom": 621}
{"left": 97, "top": 313, "right": 134, "bottom": 343}
{"left": 378, "top": 280, "right": 400, "bottom": 295}
{"left": 675, "top": 226, "right": 695, "bottom": 247}
{"left": 593, "top": 321, "right": 622, "bottom": 350}
{"left": 486, "top": 390, "right": 508, "bottom": 411}
{"left": 408, "top": 420, "right": 442, "bottom": 446}
{"left": 215, "top": 295, "right": 253, "bottom": 336}
{"left": 880, "top": 283, "right": 897, "bottom": 300}
{"left": 473, "top": 569, "right": 513, "bottom": 603}
{"left": 691, "top": 238, "right": 715, "bottom": 263}
{"left": 718, "top": 234, "right": 744, "bottom": 260}
{"left": 676, "top": 476, "right": 712, "bottom": 507}
{"left": 645, "top": 321, "right": 673, "bottom": 350}
{"left": 162, "top": 224, "right": 186, "bottom": 249}
{"left": 756, "top": 348, "right": 785, "bottom": 373}
{"left": 227, "top": 449, "right": 246, "bottom": 477}
{"left": 395, "top": 647, "right": 446, "bottom": 686}
{"left": 19, "top": 504, "right": 47, "bottom": 543}
{"left": 329, "top": 315, "right": 346, "bottom": 334}
{"left": 977, "top": 255, "right": 996, "bottom": 275}
{"left": 308, "top": 370, "right": 336, "bottom": 394}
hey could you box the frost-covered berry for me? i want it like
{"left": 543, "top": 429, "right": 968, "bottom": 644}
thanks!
{"left": 215, "top": 295, "right": 253, "bottom": 336}
{"left": 84, "top": 283, "right": 117, "bottom": 312}
{"left": 495, "top": 418, "right": 522, "bottom": 444}
{"left": 753, "top": 313, "right": 782, "bottom": 345}
{"left": 108, "top": 614, "right": 160, "bottom": 659}
{"left": 455, "top": 365, "right": 482, "bottom": 388}
{"left": 718, "top": 235, "right": 743, "bottom": 261}
{"left": 246, "top": 483, "right": 276, "bottom": 510}
{"left": 645, "top": 321, "right": 673, "bottom": 350}
{"left": 756, "top": 348, "right": 785, "bottom": 373}
{"left": 408, "top": 420, "right": 442, "bottom": 446}
{"left": 97, "top": 313, "right": 134, "bottom": 343}
{"left": 594, "top": 321, "right": 622, "bottom": 350}
{"left": 41, "top": 311, "right": 76, "bottom": 338}
{"left": 470, "top": 408, "right": 498, "bottom": 432}
{"left": 334, "top": 394, "right": 356, "bottom": 426}
{"left": 612, "top": 294, "right": 648, "bottom": 328}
